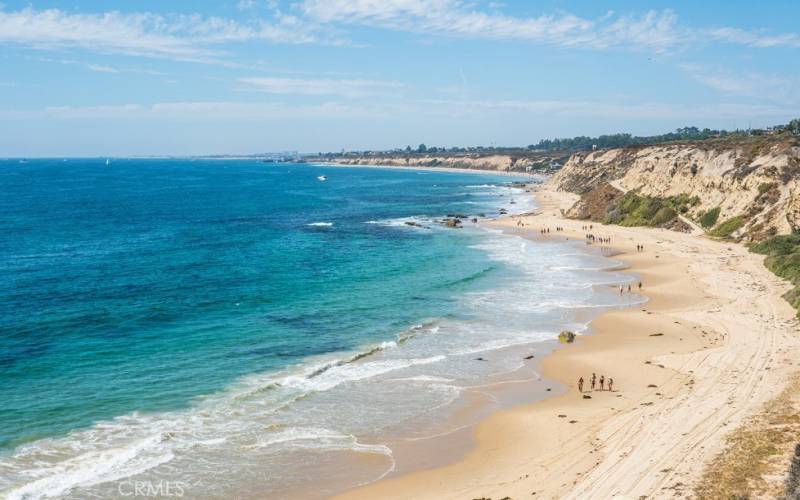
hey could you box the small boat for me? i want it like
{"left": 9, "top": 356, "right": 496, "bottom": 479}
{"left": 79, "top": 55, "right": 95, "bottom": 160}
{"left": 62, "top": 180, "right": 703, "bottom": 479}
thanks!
{"left": 317, "top": 175, "right": 327, "bottom": 181}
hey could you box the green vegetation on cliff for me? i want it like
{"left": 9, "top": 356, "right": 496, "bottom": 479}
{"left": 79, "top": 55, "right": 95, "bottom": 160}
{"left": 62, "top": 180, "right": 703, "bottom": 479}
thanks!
{"left": 751, "top": 233, "right": 800, "bottom": 318}
{"left": 709, "top": 216, "right": 746, "bottom": 238}
{"left": 699, "top": 207, "right": 721, "bottom": 228}
{"left": 603, "top": 192, "right": 698, "bottom": 228}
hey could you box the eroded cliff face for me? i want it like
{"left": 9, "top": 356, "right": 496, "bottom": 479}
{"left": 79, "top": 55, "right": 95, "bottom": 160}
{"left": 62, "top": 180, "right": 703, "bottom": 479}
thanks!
{"left": 549, "top": 137, "right": 800, "bottom": 239}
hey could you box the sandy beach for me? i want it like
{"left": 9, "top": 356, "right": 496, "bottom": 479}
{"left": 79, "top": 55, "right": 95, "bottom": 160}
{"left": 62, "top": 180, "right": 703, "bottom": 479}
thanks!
{"left": 337, "top": 185, "right": 800, "bottom": 499}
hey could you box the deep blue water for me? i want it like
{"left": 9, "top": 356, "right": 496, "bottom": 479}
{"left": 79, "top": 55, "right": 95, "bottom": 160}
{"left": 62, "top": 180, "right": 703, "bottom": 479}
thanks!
{"left": 0, "top": 159, "right": 517, "bottom": 450}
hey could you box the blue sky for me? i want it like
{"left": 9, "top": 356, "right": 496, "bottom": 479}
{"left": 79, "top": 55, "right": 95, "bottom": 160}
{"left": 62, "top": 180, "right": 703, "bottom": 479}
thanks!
{"left": 0, "top": 0, "right": 799, "bottom": 156}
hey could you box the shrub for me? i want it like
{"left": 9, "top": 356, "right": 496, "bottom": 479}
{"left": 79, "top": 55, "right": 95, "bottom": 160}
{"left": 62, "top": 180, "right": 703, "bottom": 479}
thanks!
{"left": 709, "top": 216, "right": 745, "bottom": 238}
{"left": 602, "top": 192, "right": 688, "bottom": 228}
{"left": 758, "top": 182, "right": 777, "bottom": 195}
{"left": 700, "top": 207, "right": 721, "bottom": 228}
{"left": 752, "top": 233, "right": 800, "bottom": 255}
{"left": 751, "top": 233, "right": 800, "bottom": 318}
{"left": 652, "top": 206, "right": 677, "bottom": 225}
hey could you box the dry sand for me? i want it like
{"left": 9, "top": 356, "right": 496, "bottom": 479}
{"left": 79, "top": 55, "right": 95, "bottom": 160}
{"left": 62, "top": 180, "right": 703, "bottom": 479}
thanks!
{"left": 336, "top": 186, "right": 800, "bottom": 499}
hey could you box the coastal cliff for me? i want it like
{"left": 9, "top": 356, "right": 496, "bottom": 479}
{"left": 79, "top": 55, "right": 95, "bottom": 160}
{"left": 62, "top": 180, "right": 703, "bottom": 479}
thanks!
{"left": 328, "top": 152, "right": 569, "bottom": 174}
{"left": 549, "top": 135, "right": 800, "bottom": 240}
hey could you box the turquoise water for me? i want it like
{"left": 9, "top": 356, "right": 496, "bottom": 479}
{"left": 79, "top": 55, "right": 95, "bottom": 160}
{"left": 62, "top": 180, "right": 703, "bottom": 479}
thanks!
{"left": 0, "top": 160, "right": 640, "bottom": 499}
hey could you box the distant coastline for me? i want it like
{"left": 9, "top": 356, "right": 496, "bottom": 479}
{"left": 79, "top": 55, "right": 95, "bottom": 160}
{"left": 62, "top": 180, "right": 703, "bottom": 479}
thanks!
{"left": 311, "top": 161, "right": 540, "bottom": 177}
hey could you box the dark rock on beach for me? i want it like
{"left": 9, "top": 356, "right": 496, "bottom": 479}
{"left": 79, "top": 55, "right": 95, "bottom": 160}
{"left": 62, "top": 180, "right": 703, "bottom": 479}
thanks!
{"left": 558, "top": 330, "right": 576, "bottom": 343}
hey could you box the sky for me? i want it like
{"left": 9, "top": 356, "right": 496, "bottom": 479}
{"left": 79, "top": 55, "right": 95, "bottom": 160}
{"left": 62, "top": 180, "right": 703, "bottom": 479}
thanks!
{"left": 0, "top": 0, "right": 799, "bottom": 156}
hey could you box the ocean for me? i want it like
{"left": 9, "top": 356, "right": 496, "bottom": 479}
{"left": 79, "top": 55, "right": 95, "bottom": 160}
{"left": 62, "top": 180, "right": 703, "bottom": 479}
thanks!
{"left": 0, "top": 160, "right": 642, "bottom": 499}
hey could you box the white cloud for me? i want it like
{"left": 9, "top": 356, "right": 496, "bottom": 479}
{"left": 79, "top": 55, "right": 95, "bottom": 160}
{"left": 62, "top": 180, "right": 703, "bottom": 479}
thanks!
{"left": 0, "top": 101, "right": 380, "bottom": 120}
{"left": 0, "top": 7, "right": 335, "bottom": 62}
{"left": 300, "top": 0, "right": 800, "bottom": 52}
{"left": 705, "top": 27, "right": 800, "bottom": 49}
{"left": 300, "top": 1, "right": 682, "bottom": 51}
{"left": 680, "top": 63, "right": 797, "bottom": 101}
{"left": 0, "top": 3, "right": 797, "bottom": 68}
{"left": 237, "top": 76, "right": 403, "bottom": 97}
{"left": 87, "top": 64, "right": 120, "bottom": 73}
{"left": 0, "top": 8, "right": 216, "bottom": 60}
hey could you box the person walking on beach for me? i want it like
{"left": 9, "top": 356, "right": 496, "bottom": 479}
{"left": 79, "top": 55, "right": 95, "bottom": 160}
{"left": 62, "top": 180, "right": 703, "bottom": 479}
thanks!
{"left": 608, "top": 378, "right": 614, "bottom": 392}
{"left": 638, "top": 281, "right": 642, "bottom": 291}
{"left": 591, "top": 373, "right": 597, "bottom": 391}
{"left": 599, "top": 375, "right": 605, "bottom": 391}
{"left": 620, "top": 285, "right": 624, "bottom": 295}
{"left": 627, "top": 284, "right": 631, "bottom": 293}
{"left": 578, "top": 377, "right": 584, "bottom": 393}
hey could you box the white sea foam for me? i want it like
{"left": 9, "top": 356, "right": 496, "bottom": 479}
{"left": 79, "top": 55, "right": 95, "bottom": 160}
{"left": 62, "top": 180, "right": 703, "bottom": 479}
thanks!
{"left": 6, "top": 433, "right": 175, "bottom": 500}
{"left": 307, "top": 222, "right": 334, "bottom": 227}
{"left": 364, "top": 216, "right": 433, "bottom": 228}
{"left": 251, "top": 427, "right": 393, "bottom": 456}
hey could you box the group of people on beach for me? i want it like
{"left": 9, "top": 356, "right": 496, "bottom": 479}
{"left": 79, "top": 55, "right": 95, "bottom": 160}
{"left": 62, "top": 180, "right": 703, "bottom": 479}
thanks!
{"left": 585, "top": 234, "right": 611, "bottom": 245}
{"left": 636, "top": 244, "right": 645, "bottom": 252}
{"left": 537, "top": 226, "right": 566, "bottom": 235}
{"left": 578, "top": 372, "right": 613, "bottom": 393}
{"left": 619, "top": 281, "right": 643, "bottom": 294}
{"left": 515, "top": 220, "right": 526, "bottom": 227}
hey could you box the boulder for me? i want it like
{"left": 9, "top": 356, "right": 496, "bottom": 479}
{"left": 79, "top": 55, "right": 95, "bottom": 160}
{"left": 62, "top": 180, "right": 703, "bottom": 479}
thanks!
{"left": 558, "top": 330, "right": 576, "bottom": 343}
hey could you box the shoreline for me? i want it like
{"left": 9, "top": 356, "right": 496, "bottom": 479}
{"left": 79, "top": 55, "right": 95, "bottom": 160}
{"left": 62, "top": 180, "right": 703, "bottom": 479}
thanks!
{"left": 311, "top": 161, "right": 539, "bottom": 178}
{"left": 336, "top": 185, "right": 800, "bottom": 499}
